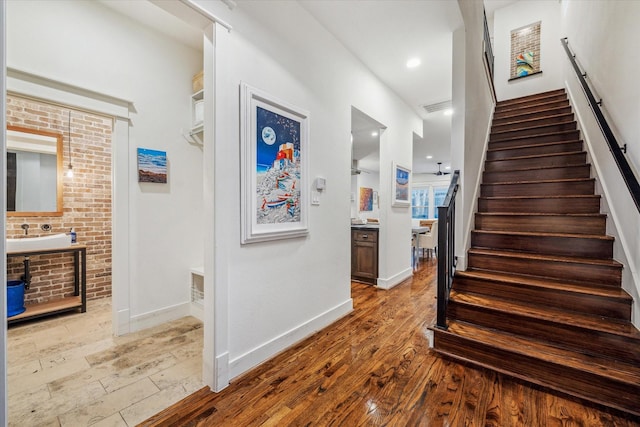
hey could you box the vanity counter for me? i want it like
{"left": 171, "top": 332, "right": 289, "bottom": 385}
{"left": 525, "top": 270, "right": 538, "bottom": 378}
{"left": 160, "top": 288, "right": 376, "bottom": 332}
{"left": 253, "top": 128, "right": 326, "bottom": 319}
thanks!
{"left": 7, "top": 245, "right": 87, "bottom": 324}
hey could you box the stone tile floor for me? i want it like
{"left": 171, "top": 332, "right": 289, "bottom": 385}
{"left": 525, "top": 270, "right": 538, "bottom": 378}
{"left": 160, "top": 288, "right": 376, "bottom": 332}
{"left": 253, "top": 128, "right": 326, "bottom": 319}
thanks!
{"left": 7, "top": 298, "right": 204, "bottom": 426}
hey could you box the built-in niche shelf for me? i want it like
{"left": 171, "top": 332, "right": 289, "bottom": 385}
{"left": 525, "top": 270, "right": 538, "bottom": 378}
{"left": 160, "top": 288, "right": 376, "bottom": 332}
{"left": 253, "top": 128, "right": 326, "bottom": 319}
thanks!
{"left": 183, "top": 89, "right": 204, "bottom": 146}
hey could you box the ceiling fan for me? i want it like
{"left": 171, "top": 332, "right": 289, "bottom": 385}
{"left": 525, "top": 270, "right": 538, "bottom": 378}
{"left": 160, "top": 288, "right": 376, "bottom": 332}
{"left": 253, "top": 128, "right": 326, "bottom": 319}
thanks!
{"left": 433, "top": 162, "right": 451, "bottom": 176}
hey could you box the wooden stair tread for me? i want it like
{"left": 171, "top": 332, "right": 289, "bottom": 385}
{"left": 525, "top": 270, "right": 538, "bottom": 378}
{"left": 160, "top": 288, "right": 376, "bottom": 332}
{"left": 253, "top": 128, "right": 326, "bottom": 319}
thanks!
{"left": 494, "top": 106, "right": 573, "bottom": 122}
{"left": 485, "top": 150, "right": 585, "bottom": 162}
{"left": 495, "top": 99, "right": 570, "bottom": 115}
{"left": 457, "top": 269, "right": 631, "bottom": 300}
{"left": 482, "top": 177, "right": 594, "bottom": 185}
{"left": 496, "top": 89, "right": 566, "bottom": 107}
{"left": 468, "top": 247, "right": 623, "bottom": 268}
{"left": 490, "top": 120, "right": 575, "bottom": 136}
{"left": 443, "top": 320, "right": 640, "bottom": 386}
{"left": 476, "top": 212, "right": 606, "bottom": 218}
{"left": 483, "top": 163, "right": 588, "bottom": 173}
{"left": 487, "top": 139, "right": 583, "bottom": 153}
{"left": 472, "top": 229, "right": 613, "bottom": 241}
{"left": 489, "top": 129, "right": 579, "bottom": 142}
{"left": 492, "top": 112, "right": 574, "bottom": 129}
{"left": 480, "top": 194, "right": 599, "bottom": 200}
{"left": 449, "top": 290, "right": 640, "bottom": 339}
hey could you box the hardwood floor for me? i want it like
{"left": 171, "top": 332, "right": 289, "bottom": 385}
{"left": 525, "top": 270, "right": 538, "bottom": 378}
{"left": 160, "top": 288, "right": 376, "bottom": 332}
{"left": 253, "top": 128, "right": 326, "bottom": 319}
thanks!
{"left": 141, "top": 259, "right": 640, "bottom": 426}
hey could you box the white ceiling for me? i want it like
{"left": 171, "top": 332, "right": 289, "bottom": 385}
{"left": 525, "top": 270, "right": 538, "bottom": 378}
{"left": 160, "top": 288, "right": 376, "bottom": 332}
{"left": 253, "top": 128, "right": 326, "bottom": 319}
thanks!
{"left": 105, "top": 0, "right": 518, "bottom": 176}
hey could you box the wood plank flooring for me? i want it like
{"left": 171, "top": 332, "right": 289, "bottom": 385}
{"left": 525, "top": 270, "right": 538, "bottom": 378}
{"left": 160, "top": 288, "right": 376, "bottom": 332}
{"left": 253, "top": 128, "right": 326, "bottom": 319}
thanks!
{"left": 141, "top": 259, "right": 640, "bottom": 426}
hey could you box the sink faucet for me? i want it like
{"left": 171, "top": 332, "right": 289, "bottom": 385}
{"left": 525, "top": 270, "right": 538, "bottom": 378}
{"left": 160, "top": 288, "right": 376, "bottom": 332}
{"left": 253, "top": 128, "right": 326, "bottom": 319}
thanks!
{"left": 21, "top": 224, "right": 29, "bottom": 236}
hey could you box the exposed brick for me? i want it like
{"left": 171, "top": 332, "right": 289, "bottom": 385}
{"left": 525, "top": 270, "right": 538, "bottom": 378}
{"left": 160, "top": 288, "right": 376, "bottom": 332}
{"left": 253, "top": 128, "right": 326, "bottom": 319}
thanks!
{"left": 7, "top": 95, "right": 112, "bottom": 306}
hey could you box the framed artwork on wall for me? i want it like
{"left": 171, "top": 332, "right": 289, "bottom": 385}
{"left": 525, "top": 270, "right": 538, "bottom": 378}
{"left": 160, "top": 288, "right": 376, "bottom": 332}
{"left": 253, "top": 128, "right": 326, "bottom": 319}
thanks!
{"left": 392, "top": 162, "right": 411, "bottom": 207}
{"left": 137, "top": 148, "right": 167, "bottom": 183}
{"left": 359, "top": 187, "right": 373, "bottom": 211}
{"left": 240, "top": 82, "right": 309, "bottom": 244}
{"left": 509, "top": 21, "right": 542, "bottom": 80}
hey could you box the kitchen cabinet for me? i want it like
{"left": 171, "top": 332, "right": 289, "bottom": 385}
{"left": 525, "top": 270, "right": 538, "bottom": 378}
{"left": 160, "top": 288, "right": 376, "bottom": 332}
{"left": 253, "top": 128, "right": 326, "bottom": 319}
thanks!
{"left": 351, "top": 227, "right": 378, "bottom": 285}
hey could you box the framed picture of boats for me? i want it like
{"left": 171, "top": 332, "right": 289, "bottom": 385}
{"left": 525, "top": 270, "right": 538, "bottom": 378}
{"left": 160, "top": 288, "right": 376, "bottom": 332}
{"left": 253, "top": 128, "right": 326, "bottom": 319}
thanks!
{"left": 392, "top": 162, "right": 411, "bottom": 207}
{"left": 240, "top": 82, "right": 309, "bottom": 244}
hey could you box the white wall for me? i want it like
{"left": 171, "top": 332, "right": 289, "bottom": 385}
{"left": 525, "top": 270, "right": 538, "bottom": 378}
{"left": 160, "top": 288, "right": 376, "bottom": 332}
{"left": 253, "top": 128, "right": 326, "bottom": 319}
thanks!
{"left": 561, "top": 0, "right": 640, "bottom": 179}
{"left": 493, "top": 0, "right": 563, "bottom": 101}
{"left": 561, "top": 0, "right": 640, "bottom": 326}
{"left": 454, "top": 1, "right": 495, "bottom": 270}
{"left": 195, "top": 0, "right": 421, "bottom": 387}
{"left": 6, "top": 1, "right": 204, "bottom": 331}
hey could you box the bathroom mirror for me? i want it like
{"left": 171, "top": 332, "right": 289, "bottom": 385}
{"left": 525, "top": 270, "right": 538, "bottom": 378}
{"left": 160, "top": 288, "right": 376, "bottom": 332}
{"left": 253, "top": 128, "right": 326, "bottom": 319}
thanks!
{"left": 6, "top": 125, "right": 63, "bottom": 216}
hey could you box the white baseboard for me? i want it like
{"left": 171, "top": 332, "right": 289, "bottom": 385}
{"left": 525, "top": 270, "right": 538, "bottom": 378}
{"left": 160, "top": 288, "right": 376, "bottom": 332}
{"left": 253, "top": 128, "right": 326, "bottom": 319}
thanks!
{"left": 114, "top": 308, "right": 130, "bottom": 337}
{"left": 129, "top": 301, "right": 191, "bottom": 333}
{"left": 227, "top": 298, "right": 353, "bottom": 380}
{"left": 376, "top": 267, "right": 413, "bottom": 290}
{"left": 214, "top": 351, "right": 229, "bottom": 392}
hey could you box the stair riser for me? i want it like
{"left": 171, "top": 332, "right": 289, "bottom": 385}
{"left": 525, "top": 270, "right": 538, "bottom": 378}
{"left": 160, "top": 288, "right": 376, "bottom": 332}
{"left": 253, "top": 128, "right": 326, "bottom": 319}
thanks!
{"left": 467, "top": 252, "right": 621, "bottom": 286}
{"left": 433, "top": 332, "right": 640, "bottom": 416}
{"left": 471, "top": 232, "right": 613, "bottom": 259}
{"left": 487, "top": 141, "right": 583, "bottom": 160}
{"left": 490, "top": 122, "right": 577, "bottom": 142}
{"left": 448, "top": 301, "right": 640, "bottom": 364}
{"left": 492, "top": 106, "right": 573, "bottom": 125}
{"left": 474, "top": 214, "right": 606, "bottom": 235}
{"left": 481, "top": 180, "right": 595, "bottom": 197}
{"left": 491, "top": 114, "right": 574, "bottom": 134}
{"left": 485, "top": 153, "right": 587, "bottom": 172}
{"left": 478, "top": 196, "right": 600, "bottom": 214}
{"left": 496, "top": 93, "right": 568, "bottom": 112}
{"left": 454, "top": 276, "right": 631, "bottom": 319}
{"left": 488, "top": 130, "right": 581, "bottom": 149}
{"left": 494, "top": 99, "right": 571, "bottom": 119}
{"left": 483, "top": 165, "right": 591, "bottom": 183}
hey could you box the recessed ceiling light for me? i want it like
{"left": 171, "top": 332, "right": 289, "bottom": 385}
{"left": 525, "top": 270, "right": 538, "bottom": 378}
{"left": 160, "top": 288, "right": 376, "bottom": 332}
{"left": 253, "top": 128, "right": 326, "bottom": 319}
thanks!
{"left": 426, "top": 155, "right": 433, "bottom": 159}
{"left": 445, "top": 166, "right": 451, "bottom": 170}
{"left": 371, "top": 131, "right": 378, "bottom": 137}
{"left": 406, "top": 57, "right": 421, "bottom": 68}
{"left": 443, "top": 109, "right": 453, "bottom": 116}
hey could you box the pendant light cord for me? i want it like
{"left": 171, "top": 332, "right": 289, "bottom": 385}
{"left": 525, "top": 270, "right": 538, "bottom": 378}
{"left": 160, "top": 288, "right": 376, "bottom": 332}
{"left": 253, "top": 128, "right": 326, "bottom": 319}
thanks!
{"left": 67, "top": 110, "right": 73, "bottom": 177}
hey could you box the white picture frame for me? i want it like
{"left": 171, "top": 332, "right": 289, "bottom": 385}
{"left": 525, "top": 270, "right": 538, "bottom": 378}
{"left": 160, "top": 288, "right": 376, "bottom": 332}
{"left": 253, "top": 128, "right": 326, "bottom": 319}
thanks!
{"left": 240, "top": 82, "right": 310, "bottom": 244}
{"left": 392, "top": 162, "right": 411, "bottom": 207}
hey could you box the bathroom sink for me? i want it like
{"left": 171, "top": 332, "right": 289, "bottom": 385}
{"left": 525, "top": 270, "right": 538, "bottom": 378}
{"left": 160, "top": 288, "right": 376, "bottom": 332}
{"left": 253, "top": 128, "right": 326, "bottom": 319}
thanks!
{"left": 7, "top": 233, "right": 72, "bottom": 252}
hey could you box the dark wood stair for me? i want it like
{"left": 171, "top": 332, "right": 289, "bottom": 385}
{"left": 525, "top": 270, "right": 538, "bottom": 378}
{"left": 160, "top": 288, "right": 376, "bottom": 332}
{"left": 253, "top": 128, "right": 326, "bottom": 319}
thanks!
{"left": 432, "top": 88, "right": 640, "bottom": 416}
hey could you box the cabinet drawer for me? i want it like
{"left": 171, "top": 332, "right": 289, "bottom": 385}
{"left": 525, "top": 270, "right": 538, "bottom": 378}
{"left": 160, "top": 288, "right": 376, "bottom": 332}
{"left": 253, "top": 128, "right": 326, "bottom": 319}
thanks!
{"left": 352, "top": 230, "right": 378, "bottom": 242}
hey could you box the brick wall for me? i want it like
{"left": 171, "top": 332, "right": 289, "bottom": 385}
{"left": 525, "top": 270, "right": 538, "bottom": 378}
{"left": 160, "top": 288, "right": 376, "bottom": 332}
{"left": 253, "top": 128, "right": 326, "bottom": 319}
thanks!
{"left": 510, "top": 22, "right": 541, "bottom": 78}
{"left": 6, "top": 95, "right": 112, "bottom": 305}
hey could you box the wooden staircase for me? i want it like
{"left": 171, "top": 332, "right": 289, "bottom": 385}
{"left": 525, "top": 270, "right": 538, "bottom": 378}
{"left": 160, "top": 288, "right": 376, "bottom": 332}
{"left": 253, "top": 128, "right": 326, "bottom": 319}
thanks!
{"left": 432, "top": 89, "right": 640, "bottom": 416}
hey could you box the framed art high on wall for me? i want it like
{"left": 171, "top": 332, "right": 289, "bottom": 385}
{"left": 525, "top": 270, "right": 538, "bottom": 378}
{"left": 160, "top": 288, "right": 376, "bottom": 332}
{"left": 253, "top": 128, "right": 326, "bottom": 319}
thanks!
{"left": 240, "top": 82, "right": 310, "bottom": 244}
{"left": 392, "top": 162, "right": 411, "bottom": 207}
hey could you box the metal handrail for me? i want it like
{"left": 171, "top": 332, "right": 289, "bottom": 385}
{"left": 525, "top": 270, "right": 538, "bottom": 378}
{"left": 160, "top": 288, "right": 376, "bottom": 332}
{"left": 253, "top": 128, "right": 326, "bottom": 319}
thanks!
{"left": 436, "top": 170, "right": 460, "bottom": 329}
{"left": 483, "top": 9, "right": 494, "bottom": 80}
{"left": 561, "top": 38, "right": 640, "bottom": 213}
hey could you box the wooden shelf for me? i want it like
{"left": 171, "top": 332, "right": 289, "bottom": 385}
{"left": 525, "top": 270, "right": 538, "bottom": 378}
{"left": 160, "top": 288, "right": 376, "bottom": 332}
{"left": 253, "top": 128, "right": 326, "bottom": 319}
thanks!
{"left": 8, "top": 296, "right": 82, "bottom": 323}
{"left": 7, "top": 245, "right": 87, "bottom": 325}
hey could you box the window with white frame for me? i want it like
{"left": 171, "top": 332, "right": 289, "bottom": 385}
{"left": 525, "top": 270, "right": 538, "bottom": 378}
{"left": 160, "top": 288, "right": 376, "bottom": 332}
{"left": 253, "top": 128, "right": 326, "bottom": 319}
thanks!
{"left": 412, "top": 183, "right": 450, "bottom": 219}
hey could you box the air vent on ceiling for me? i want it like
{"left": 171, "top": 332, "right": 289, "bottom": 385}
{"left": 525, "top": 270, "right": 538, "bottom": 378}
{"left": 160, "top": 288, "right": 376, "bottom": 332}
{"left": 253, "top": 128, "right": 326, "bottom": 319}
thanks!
{"left": 422, "top": 100, "right": 452, "bottom": 114}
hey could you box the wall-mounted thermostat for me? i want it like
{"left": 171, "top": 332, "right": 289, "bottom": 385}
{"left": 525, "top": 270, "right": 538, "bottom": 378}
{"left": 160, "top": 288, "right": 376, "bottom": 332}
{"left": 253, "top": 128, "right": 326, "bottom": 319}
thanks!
{"left": 314, "top": 177, "right": 326, "bottom": 191}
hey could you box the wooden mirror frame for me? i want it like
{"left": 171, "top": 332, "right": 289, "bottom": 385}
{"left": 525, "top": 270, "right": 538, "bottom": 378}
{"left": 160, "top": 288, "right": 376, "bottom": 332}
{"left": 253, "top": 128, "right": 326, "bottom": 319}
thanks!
{"left": 7, "top": 125, "right": 64, "bottom": 217}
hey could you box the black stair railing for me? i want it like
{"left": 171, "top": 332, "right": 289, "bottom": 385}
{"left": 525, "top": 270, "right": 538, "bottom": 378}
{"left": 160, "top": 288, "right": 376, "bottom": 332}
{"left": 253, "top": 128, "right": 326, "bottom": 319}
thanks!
{"left": 562, "top": 37, "right": 640, "bottom": 213}
{"left": 483, "top": 9, "right": 494, "bottom": 81}
{"left": 436, "top": 170, "right": 460, "bottom": 329}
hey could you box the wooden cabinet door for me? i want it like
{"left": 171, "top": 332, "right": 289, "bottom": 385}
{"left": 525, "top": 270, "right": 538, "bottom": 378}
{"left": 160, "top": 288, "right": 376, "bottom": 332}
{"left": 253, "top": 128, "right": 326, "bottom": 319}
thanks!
{"left": 351, "top": 230, "right": 378, "bottom": 284}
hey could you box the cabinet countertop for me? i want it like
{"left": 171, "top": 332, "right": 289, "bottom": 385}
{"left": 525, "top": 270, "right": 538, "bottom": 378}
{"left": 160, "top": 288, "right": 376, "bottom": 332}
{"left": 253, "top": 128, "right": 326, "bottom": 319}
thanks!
{"left": 351, "top": 225, "right": 379, "bottom": 230}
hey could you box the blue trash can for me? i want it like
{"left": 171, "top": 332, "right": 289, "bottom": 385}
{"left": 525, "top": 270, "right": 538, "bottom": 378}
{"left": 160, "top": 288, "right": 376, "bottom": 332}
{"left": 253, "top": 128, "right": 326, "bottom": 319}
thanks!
{"left": 7, "top": 280, "right": 26, "bottom": 317}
